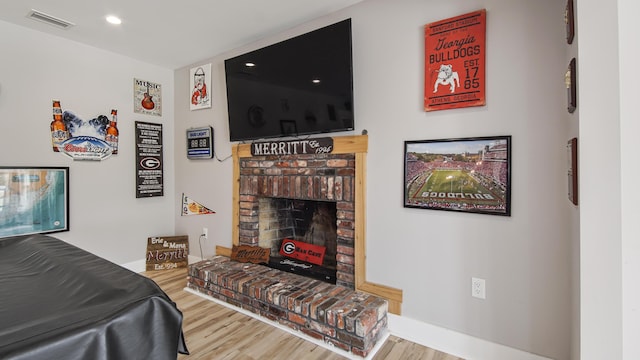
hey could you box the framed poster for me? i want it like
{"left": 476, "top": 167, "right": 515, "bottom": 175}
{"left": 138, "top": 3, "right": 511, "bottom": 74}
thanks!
{"left": 134, "top": 78, "right": 162, "bottom": 116}
{"left": 135, "top": 121, "right": 164, "bottom": 198}
{"left": 424, "top": 9, "right": 486, "bottom": 111}
{"left": 404, "top": 136, "right": 511, "bottom": 216}
{"left": 190, "top": 63, "right": 212, "bottom": 110}
{"left": 0, "top": 167, "right": 69, "bottom": 238}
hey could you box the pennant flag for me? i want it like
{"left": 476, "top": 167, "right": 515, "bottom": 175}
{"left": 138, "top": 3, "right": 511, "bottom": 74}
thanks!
{"left": 182, "top": 193, "right": 216, "bottom": 216}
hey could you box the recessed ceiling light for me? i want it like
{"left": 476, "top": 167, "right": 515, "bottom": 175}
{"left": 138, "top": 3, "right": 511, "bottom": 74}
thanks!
{"left": 312, "top": 79, "right": 321, "bottom": 84}
{"left": 106, "top": 15, "right": 122, "bottom": 25}
{"left": 245, "top": 62, "right": 255, "bottom": 67}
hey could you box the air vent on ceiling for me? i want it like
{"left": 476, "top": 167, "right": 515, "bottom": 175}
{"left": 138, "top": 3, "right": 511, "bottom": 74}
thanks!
{"left": 27, "top": 10, "right": 75, "bottom": 29}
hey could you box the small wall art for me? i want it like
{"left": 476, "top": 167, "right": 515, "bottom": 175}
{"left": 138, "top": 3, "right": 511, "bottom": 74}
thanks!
{"left": 134, "top": 78, "right": 162, "bottom": 116}
{"left": 565, "top": 0, "right": 575, "bottom": 44}
{"left": 404, "top": 135, "right": 511, "bottom": 216}
{"left": 190, "top": 63, "right": 212, "bottom": 110}
{"left": 567, "top": 137, "right": 578, "bottom": 205}
{"left": 566, "top": 58, "right": 577, "bottom": 113}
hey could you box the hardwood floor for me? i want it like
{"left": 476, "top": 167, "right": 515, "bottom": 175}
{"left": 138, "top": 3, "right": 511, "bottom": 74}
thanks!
{"left": 145, "top": 268, "right": 463, "bottom": 360}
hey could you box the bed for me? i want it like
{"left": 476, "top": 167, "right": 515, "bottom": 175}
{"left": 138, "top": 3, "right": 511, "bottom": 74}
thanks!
{"left": 0, "top": 234, "right": 188, "bottom": 359}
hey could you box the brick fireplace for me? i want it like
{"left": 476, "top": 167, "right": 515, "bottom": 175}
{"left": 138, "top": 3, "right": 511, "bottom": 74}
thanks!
{"left": 238, "top": 152, "right": 357, "bottom": 288}
{"left": 188, "top": 135, "right": 403, "bottom": 357}
{"left": 217, "top": 135, "right": 403, "bottom": 313}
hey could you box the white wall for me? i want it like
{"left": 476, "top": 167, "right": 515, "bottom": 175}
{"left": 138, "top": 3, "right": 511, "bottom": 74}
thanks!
{"left": 619, "top": 0, "right": 640, "bottom": 358}
{"left": 0, "top": 20, "right": 176, "bottom": 265}
{"left": 174, "top": 0, "right": 572, "bottom": 359}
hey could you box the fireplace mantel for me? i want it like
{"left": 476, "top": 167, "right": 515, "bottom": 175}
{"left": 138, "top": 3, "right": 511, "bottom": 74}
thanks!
{"left": 216, "top": 134, "right": 403, "bottom": 315}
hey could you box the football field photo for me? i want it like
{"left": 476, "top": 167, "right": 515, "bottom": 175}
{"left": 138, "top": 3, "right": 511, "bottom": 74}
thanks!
{"left": 404, "top": 136, "right": 511, "bottom": 215}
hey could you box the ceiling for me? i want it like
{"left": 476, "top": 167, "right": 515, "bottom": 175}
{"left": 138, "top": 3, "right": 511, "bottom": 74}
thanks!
{"left": 0, "top": 0, "right": 364, "bottom": 70}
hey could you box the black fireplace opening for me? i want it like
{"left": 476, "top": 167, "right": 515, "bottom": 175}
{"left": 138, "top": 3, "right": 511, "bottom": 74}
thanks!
{"left": 259, "top": 198, "right": 337, "bottom": 284}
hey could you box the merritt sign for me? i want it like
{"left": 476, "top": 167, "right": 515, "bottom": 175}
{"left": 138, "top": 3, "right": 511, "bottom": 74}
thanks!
{"left": 251, "top": 137, "right": 334, "bottom": 156}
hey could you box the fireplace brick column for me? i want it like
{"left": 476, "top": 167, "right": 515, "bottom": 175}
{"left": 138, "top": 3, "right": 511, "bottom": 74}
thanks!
{"left": 238, "top": 153, "right": 356, "bottom": 288}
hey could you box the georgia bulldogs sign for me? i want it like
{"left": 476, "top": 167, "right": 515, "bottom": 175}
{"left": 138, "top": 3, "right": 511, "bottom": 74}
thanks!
{"left": 424, "top": 9, "right": 486, "bottom": 111}
{"left": 279, "top": 239, "right": 326, "bottom": 266}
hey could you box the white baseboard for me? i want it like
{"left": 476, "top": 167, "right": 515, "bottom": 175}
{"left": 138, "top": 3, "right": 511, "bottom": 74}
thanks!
{"left": 388, "top": 314, "right": 552, "bottom": 360}
{"left": 120, "top": 255, "right": 203, "bottom": 273}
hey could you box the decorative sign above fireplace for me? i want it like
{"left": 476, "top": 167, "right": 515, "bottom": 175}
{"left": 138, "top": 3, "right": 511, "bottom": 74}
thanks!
{"left": 251, "top": 137, "right": 333, "bottom": 156}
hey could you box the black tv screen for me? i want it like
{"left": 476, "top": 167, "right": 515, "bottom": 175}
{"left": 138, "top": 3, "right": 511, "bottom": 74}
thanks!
{"left": 225, "top": 19, "right": 354, "bottom": 142}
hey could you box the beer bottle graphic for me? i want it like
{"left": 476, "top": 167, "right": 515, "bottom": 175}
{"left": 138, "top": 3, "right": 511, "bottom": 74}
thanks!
{"left": 50, "top": 100, "right": 69, "bottom": 152}
{"left": 105, "top": 109, "right": 119, "bottom": 154}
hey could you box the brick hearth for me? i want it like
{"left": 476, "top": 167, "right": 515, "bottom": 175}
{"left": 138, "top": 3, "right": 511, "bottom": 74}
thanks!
{"left": 187, "top": 256, "right": 388, "bottom": 357}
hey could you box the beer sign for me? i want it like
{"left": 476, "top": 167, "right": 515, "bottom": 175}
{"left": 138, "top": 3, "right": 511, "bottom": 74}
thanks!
{"left": 424, "top": 9, "right": 486, "bottom": 111}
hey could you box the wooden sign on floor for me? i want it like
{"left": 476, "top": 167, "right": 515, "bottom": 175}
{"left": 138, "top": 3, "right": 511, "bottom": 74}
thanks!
{"left": 146, "top": 235, "right": 189, "bottom": 271}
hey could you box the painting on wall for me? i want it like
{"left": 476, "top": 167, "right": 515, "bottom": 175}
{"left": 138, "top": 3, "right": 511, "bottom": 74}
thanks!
{"left": 134, "top": 78, "right": 162, "bottom": 116}
{"left": 0, "top": 167, "right": 69, "bottom": 239}
{"left": 404, "top": 135, "right": 511, "bottom": 216}
{"left": 424, "top": 9, "right": 486, "bottom": 111}
{"left": 190, "top": 63, "right": 212, "bottom": 110}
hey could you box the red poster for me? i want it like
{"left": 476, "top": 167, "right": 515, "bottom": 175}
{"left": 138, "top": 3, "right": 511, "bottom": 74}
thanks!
{"left": 424, "top": 9, "right": 486, "bottom": 111}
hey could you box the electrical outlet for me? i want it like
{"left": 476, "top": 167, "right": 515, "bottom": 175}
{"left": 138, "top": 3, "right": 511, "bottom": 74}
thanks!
{"left": 471, "top": 277, "right": 486, "bottom": 299}
{"left": 202, "top": 227, "right": 208, "bottom": 239}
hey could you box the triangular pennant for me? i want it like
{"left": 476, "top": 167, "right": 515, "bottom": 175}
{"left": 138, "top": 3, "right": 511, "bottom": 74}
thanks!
{"left": 182, "top": 193, "right": 216, "bottom": 216}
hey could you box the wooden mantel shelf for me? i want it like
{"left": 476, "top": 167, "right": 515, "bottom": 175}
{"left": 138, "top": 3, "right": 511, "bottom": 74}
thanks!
{"left": 219, "top": 134, "right": 403, "bottom": 315}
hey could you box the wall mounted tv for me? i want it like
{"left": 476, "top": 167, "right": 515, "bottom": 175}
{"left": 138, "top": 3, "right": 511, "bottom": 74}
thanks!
{"left": 224, "top": 19, "right": 354, "bottom": 142}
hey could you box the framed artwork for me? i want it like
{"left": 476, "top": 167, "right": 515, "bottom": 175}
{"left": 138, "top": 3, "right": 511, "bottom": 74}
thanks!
{"left": 135, "top": 121, "right": 164, "bottom": 198}
{"left": 565, "top": 0, "right": 575, "bottom": 44}
{"left": 424, "top": 9, "right": 486, "bottom": 111}
{"left": 134, "top": 78, "right": 162, "bottom": 116}
{"left": 404, "top": 136, "right": 511, "bottom": 216}
{"left": 0, "top": 167, "right": 70, "bottom": 238}
{"left": 567, "top": 138, "right": 578, "bottom": 205}
{"left": 566, "top": 58, "right": 577, "bottom": 113}
{"left": 190, "top": 63, "right": 212, "bottom": 110}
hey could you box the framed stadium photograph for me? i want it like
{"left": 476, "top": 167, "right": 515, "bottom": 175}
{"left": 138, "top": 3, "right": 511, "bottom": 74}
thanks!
{"left": 404, "top": 136, "right": 511, "bottom": 216}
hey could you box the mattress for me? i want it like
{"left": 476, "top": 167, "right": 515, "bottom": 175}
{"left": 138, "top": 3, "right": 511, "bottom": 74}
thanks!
{"left": 0, "top": 234, "right": 188, "bottom": 359}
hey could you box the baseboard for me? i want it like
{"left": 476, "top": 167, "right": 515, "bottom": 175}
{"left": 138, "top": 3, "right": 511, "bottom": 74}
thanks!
{"left": 388, "top": 314, "right": 552, "bottom": 360}
{"left": 120, "top": 255, "right": 203, "bottom": 273}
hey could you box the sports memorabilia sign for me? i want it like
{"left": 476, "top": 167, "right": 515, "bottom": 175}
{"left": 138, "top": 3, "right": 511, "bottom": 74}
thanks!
{"left": 279, "top": 238, "right": 326, "bottom": 266}
{"left": 424, "top": 9, "right": 486, "bottom": 111}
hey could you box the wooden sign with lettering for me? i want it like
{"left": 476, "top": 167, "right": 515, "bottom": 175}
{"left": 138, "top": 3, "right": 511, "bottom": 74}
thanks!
{"left": 231, "top": 245, "right": 271, "bottom": 264}
{"left": 424, "top": 9, "right": 486, "bottom": 111}
{"left": 251, "top": 137, "right": 333, "bottom": 156}
{"left": 146, "top": 235, "right": 189, "bottom": 271}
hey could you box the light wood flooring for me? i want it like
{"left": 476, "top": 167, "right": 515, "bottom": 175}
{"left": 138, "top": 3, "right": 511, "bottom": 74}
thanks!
{"left": 145, "top": 268, "right": 463, "bottom": 360}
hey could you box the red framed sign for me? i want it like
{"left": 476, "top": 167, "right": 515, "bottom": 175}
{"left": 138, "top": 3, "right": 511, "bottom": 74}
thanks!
{"left": 424, "top": 9, "right": 486, "bottom": 111}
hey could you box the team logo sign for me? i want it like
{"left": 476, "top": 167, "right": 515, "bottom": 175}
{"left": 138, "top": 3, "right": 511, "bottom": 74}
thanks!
{"left": 424, "top": 9, "right": 486, "bottom": 111}
{"left": 279, "top": 239, "right": 326, "bottom": 266}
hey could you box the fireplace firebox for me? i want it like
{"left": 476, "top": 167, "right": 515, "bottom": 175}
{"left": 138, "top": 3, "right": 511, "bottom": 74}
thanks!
{"left": 258, "top": 197, "right": 338, "bottom": 283}
{"left": 238, "top": 152, "right": 357, "bottom": 288}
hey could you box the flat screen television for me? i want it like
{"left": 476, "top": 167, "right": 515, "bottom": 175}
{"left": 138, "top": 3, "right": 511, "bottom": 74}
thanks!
{"left": 224, "top": 19, "right": 354, "bottom": 142}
